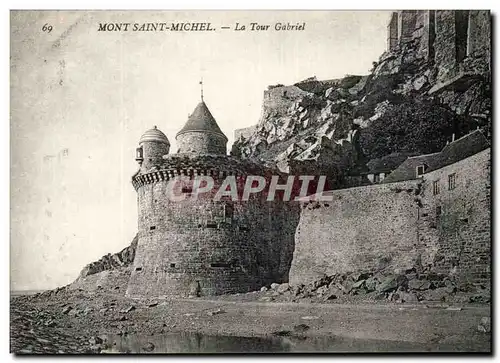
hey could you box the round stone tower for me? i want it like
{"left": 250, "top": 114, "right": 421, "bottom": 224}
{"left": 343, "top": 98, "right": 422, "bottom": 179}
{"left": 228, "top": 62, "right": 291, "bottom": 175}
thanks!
{"left": 136, "top": 126, "right": 170, "bottom": 172}
{"left": 175, "top": 101, "right": 228, "bottom": 155}
{"left": 127, "top": 97, "right": 300, "bottom": 298}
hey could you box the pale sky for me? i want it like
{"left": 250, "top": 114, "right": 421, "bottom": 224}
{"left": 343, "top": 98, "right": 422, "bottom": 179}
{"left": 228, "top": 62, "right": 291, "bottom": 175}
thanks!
{"left": 10, "top": 10, "right": 391, "bottom": 290}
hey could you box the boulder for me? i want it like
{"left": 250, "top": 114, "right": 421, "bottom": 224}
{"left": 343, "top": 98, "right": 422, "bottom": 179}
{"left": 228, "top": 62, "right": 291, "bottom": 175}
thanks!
{"left": 420, "top": 287, "right": 450, "bottom": 302}
{"left": 352, "top": 279, "right": 366, "bottom": 289}
{"left": 477, "top": 317, "right": 491, "bottom": 333}
{"left": 277, "top": 283, "right": 290, "bottom": 294}
{"left": 408, "top": 279, "right": 431, "bottom": 291}
{"left": 398, "top": 291, "right": 419, "bottom": 303}
{"left": 270, "top": 283, "right": 280, "bottom": 290}
{"left": 365, "top": 277, "right": 379, "bottom": 292}
{"left": 376, "top": 275, "right": 399, "bottom": 293}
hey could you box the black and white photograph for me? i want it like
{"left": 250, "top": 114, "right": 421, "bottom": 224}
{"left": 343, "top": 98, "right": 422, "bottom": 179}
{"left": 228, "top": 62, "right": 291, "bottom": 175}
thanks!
{"left": 9, "top": 8, "right": 492, "bottom": 354}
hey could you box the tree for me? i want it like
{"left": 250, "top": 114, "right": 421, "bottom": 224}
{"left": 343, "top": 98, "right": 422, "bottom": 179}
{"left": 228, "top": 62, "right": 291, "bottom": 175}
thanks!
{"left": 359, "top": 99, "right": 476, "bottom": 159}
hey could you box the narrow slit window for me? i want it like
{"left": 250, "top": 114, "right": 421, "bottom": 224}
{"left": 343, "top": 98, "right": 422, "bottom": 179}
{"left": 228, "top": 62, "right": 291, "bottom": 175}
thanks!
{"left": 436, "top": 206, "right": 442, "bottom": 217}
{"left": 181, "top": 186, "right": 193, "bottom": 193}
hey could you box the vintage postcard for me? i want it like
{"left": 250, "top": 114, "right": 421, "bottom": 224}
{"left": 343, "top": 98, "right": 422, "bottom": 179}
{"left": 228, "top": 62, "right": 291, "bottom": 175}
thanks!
{"left": 10, "top": 10, "right": 491, "bottom": 354}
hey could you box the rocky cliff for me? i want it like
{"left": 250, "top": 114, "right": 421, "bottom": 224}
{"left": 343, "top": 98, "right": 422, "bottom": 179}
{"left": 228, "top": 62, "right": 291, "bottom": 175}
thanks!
{"left": 232, "top": 11, "right": 491, "bottom": 185}
{"left": 75, "top": 234, "right": 138, "bottom": 280}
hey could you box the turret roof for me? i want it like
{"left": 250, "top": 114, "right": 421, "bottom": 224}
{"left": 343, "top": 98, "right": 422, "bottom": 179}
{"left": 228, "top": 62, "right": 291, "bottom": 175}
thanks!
{"left": 139, "top": 126, "right": 170, "bottom": 145}
{"left": 176, "top": 101, "right": 227, "bottom": 140}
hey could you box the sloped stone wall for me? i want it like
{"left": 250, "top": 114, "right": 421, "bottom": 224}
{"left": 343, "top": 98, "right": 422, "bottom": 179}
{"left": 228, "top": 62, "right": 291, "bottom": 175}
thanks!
{"left": 289, "top": 150, "right": 491, "bottom": 287}
{"left": 289, "top": 180, "right": 422, "bottom": 285}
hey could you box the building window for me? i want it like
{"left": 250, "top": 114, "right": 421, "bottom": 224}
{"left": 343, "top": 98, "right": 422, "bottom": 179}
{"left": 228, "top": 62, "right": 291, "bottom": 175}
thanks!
{"left": 135, "top": 147, "right": 144, "bottom": 161}
{"left": 448, "top": 173, "right": 456, "bottom": 190}
{"left": 373, "top": 173, "right": 381, "bottom": 183}
{"left": 433, "top": 180, "right": 440, "bottom": 195}
{"left": 416, "top": 165, "right": 425, "bottom": 177}
{"left": 223, "top": 203, "right": 234, "bottom": 219}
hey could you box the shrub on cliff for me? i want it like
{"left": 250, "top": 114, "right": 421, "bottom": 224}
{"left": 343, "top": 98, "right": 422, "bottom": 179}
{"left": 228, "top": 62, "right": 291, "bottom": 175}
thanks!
{"left": 359, "top": 99, "right": 475, "bottom": 159}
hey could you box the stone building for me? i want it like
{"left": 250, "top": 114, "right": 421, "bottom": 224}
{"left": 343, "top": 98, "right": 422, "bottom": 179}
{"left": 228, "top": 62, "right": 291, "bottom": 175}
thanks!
{"left": 126, "top": 96, "right": 299, "bottom": 298}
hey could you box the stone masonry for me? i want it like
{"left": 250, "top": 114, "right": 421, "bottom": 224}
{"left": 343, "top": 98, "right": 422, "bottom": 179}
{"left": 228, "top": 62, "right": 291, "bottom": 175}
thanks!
{"left": 289, "top": 147, "right": 490, "bottom": 286}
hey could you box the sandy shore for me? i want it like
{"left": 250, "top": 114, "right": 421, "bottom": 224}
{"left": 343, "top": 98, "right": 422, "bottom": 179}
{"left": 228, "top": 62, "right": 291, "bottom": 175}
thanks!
{"left": 10, "top": 289, "right": 491, "bottom": 353}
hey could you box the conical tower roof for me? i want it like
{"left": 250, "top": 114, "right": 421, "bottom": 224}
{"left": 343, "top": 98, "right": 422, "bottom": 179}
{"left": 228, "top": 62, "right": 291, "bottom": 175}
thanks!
{"left": 176, "top": 101, "right": 228, "bottom": 140}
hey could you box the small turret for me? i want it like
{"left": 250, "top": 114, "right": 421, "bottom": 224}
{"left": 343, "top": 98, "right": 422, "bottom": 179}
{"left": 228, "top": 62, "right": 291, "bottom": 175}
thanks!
{"left": 175, "top": 83, "right": 228, "bottom": 155}
{"left": 136, "top": 126, "right": 170, "bottom": 171}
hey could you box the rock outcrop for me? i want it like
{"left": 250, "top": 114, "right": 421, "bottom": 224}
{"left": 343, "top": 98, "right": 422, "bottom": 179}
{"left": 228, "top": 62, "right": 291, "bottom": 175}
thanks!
{"left": 233, "top": 11, "right": 491, "bottom": 186}
{"left": 76, "top": 234, "right": 138, "bottom": 280}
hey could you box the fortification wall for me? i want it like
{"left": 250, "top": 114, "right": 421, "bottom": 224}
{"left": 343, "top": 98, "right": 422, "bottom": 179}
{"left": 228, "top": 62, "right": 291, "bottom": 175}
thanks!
{"left": 418, "top": 148, "right": 490, "bottom": 284}
{"left": 234, "top": 125, "right": 257, "bottom": 141}
{"left": 468, "top": 10, "right": 491, "bottom": 58}
{"left": 289, "top": 150, "right": 491, "bottom": 286}
{"left": 260, "top": 85, "right": 312, "bottom": 122}
{"left": 289, "top": 180, "right": 422, "bottom": 285}
{"left": 176, "top": 132, "right": 227, "bottom": 155}
{"left": 127, "top": 168, "right": 300, "bottom": 298}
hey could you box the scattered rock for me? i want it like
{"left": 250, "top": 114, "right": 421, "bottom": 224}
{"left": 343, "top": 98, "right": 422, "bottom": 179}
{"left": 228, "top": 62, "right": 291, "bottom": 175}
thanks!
{"left": 62, "top": 306, "right": 72, "bottom": 314}
{"left": 259, "top": 296, "right": 274, "bottom": 302}
{"left": 293, "top": 324, "right": 310, "bottom": 333}
{"left": 408, "top": 279, "right": 431, "bottom": 291}
{"left": 44, "top": 320, "right": 56, "bottom": 327}
{"left": 277, "top": 283, "right": 290, "bottom": 294}
{"left": 148, "top": 302, "right": 158, "bottom": 308}
{"left": 324, "top": 294, "right": 338, "bottom": 301}
{"left": 121, "top": 305, "right": 136, "bottom": 313}
{"left": 477, "top": 317, "right": 491, "bottom": 333}
{"left": 300, "top": 316, "right": 319, "bottom": 320}
{"left": 260, "top": 286, "right": 268, "bottom": 292}
{"left": 89, "top": 336, "right": 103, "bottom": 345}
{"left": 270, "top": 283, "right": 280, "bottom": 290}
{"left": 143, "top": 342, "right": 155, "bottom": 352}
{"left": 207, "top": 308, "right": 226, "bottom": 316}
{"left": 376, "top": 275, "right": 399, "bottom": 293}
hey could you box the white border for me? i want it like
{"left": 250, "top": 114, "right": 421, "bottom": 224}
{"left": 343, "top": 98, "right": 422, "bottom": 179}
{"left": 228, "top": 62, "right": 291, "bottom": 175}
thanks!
{"left": 2, "top": 1, "right": 498, "bottom": 363}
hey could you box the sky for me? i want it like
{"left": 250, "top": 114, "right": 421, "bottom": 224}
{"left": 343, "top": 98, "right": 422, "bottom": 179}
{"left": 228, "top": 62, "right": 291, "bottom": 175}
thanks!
{"left": 10, "top": 10, "right": 391, "bottom": 290}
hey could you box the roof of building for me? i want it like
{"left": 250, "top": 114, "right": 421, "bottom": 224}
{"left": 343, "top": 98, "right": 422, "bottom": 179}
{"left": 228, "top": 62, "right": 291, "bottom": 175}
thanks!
{"left": 176, "top": 101, "right": 228, "bottom": 140}
{"left": 139, "top": 126, "right": 170, "bottom": 145}
{"left": 431, "top": 129, "right": 490, "bottom": 172}
{"left": 382, "top": 153, "right": 441, "bottom": 183}
{"left": 382, "top": 130, "right": 490, "bottom": 183}
{"left": 366, "top": 152, "right": 416, "bottom": 174}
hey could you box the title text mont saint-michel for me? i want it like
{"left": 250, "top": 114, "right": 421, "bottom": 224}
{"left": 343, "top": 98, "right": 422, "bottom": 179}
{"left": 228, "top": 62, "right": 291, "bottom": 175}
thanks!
{"left": 97, "top": 22, "right": 306, "bottom": 32}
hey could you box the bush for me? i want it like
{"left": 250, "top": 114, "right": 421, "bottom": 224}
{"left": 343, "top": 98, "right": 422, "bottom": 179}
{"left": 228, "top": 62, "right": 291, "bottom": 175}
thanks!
{"left": 359, "top": 99, "right": 476, "bottom": 159}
